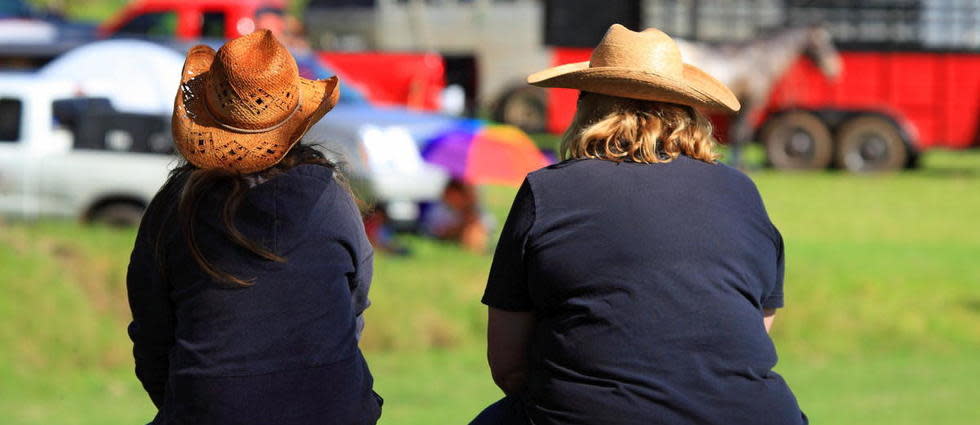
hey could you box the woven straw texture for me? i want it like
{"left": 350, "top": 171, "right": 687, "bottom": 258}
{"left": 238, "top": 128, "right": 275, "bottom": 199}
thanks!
{"left": 528, "top": 25, "right": 740, "bottom": 113}
{"left": 172, "top": 30, "right": 339, "bottom": 173}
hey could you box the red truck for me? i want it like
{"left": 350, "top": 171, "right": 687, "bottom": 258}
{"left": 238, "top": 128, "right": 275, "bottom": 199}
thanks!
{"left": 99, "top": 0, "right": 286, "bottom": 41}
{"left": 99, "top": 0, "right": 445, "bottom": 112}
{"left": 317, "top": 52, "right": 445, "bottom": 112}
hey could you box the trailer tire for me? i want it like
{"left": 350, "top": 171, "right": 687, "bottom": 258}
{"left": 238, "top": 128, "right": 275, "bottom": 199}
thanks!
{"left": 89, "top": 202, "right": 145, "bottom": 227}
{"left": 493, "top": 86, "right": 547, "bottom": 133}
{"left": 834, "top": 116, "right": 908, "bottom": 173}
{"left": 761, "top": 111, "right": 834, "bottom": 170}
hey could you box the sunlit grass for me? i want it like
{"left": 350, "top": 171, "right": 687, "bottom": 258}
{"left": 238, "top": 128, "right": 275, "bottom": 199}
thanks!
{"left": 1, "top": 148, "right": 978, "bottom": 424}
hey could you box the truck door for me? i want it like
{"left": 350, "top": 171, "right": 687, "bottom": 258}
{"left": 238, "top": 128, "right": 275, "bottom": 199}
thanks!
{"left": 0, "top": 96, "right": 29, "bottom": 217}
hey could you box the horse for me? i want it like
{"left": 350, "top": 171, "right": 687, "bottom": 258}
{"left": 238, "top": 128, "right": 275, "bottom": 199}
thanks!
{"left": 676, "top": 25, "right": 842, "bottom": 166}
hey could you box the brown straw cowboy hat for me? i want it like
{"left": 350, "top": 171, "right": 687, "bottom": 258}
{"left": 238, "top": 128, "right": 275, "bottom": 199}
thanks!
{"left": 172, "top": 29, "right": 340, "bottom": 173}
{"left": 528, "top": 24, "right": 740, "bottom": 113}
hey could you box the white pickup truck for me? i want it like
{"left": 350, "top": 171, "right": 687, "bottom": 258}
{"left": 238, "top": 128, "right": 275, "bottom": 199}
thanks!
{"left": 1, "top": 38, "right": 453, "bottom": 227}
{"left": 0, "top": 74, "right": 174, "bottom": 225}
{"left": 0, "top": 72, "right": 450, "bottom": 227}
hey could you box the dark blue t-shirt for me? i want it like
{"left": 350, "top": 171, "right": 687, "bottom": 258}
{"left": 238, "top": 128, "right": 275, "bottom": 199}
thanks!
{"left": 127, "top": 165, "right": 381, "bottom": 425}
{"left": 483, "top": 157, "right": 806, "bottom": 425}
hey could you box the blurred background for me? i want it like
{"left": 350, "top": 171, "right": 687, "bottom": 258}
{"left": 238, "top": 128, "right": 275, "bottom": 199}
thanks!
{"left": 0, "top": 0, "right": 978, "bottom": 423}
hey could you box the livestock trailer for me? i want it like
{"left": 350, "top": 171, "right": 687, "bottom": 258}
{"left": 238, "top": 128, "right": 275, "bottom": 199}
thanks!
{"left": 546, "top": 0, "right": 980, "bottom": 171}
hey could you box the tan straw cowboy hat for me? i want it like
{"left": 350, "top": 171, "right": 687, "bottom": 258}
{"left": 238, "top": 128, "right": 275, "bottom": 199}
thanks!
{"left": 528, "top": 24, "right": 740, "bottom": 113}
{"left": 172, "top": 29, "right": 340, "bottom": 173}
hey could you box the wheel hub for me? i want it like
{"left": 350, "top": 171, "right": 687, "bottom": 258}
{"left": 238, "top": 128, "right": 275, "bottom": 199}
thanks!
{"left": 859, "top": 134, "right": 889, "bottom": 163}
{"left": 785, "top": 128, "right": 815, "bottom": 159}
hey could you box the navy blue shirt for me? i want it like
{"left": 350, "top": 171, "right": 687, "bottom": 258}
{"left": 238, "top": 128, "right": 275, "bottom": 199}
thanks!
{"left": 483, "top": 157, "right": 805, "bottom": 425}
{"left": 127, "top": 164, "right": 381, "bottom": 425}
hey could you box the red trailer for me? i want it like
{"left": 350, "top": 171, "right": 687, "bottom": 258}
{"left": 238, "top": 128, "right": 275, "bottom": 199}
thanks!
{"left": 761, "top": 50, "right": 980, "bottom": 151}
{"left": 545, "top": 1, "right": 980, "bottom": 172}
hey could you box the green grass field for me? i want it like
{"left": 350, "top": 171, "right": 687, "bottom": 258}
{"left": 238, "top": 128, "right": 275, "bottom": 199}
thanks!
{"left": 1, "top": 149, "right": 979, "bottom": 424}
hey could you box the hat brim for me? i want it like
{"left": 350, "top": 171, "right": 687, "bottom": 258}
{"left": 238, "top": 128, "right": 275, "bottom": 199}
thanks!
{"left": 527, "top": 61, "right": 740, "bottom": 113}
{"left": 172, "top": 45, "right": 340, "bottom": 174}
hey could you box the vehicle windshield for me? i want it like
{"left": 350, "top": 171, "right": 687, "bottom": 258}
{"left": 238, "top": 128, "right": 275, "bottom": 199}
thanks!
{"left": 115, "top": 11, "right": 178, "bottom": 38}
{"left": 0, "top": 0, "right": 33, "bottom": 18}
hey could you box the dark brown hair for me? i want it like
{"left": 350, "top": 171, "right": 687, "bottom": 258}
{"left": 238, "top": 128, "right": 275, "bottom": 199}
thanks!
{"left": 156, "top": 144, "right": 347, "bottom": 287}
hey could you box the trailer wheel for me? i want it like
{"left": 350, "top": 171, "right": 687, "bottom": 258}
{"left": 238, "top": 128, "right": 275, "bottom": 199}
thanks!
{"left": 834, "top": 116, "right": 908, "bottom": 173}
{"left": 89, "top": 202, "right": 144, "bottom": 227}
{"left": 493, "top": 86, "right": 547, "bottom": 133}
{"left": 761, "top": 111, "right": 834, "bottom": 170}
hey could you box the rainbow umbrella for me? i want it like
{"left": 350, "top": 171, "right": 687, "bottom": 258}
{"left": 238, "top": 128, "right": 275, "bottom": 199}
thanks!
{"left": 422, "top": 120, "right": 552, "bottom": 186}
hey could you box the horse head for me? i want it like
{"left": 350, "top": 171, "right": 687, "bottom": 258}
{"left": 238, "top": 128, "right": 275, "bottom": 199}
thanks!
{"left": 804, "top": 24, "right": 842, "bottom": 79}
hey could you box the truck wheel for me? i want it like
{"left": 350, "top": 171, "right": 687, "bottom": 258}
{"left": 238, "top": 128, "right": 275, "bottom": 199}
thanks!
{"left": 89, "top": 202, "right": 145, "bottom": 227}
{"left": 834, "top": 116, "right": 908, "bottom": 172}
{"left": 761, "top": 111, "right": 834, "bottom": 170}
{"left": 493, "top": 86, "right": 547, "bottom": 133}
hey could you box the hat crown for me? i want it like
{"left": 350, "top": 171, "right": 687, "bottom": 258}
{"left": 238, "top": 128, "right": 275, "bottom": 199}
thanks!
{"left": 204, "top": 30, "right": 300, "bottom": 130}
{"left": 589, "top": 25, "right": 684, "bottom": 78}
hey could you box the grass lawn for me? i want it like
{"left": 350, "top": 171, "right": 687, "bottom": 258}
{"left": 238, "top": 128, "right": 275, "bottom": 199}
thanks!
{"left": 1, "top": 148, "right": 978, "bottom": 424}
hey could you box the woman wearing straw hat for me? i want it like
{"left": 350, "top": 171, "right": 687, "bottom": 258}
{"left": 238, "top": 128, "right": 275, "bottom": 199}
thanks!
{"left": 126, "top": 30, "right": 381, "bottom": 425}
{"left": 475, "top": 25, "right": 806, "bottom": 425}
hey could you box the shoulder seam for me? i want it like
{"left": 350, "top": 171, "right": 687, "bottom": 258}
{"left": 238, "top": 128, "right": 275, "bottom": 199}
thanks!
{"left": 523, "top": 177, "right": 540, "bottom": 252}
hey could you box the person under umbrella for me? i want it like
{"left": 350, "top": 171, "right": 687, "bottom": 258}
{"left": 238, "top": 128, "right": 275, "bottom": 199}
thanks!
{"left": 419, "top": 178, "right": 495, "bottom": 253}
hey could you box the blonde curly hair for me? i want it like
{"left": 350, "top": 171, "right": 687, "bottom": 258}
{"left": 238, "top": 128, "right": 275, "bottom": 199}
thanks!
{"left": 561, "top": 92, "right": 720, "bottom": 164}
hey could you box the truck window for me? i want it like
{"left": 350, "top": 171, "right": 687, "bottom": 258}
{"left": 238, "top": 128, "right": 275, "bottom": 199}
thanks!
{"left": 0, "top": 98, "right": 22, "bottom": 142}
{"left": 309, "top": 0, "right": 376, "bottom": 6}
{"left": 0, "top": 0, "right": 33, "bottom": 18}
{"left": 116, "top": 11, "right": 178, "bottom": 37}
{"left": 202, "top": 11, "right": 226, "bottom": 39}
